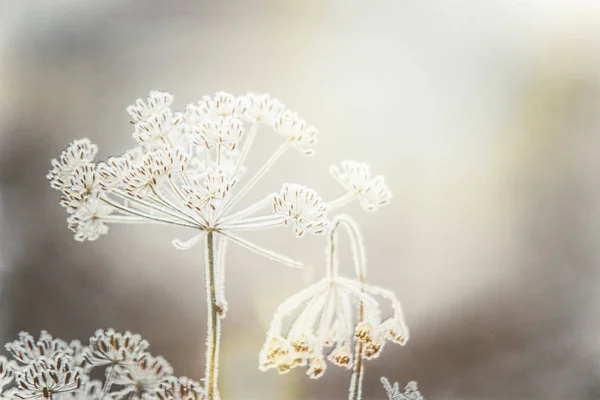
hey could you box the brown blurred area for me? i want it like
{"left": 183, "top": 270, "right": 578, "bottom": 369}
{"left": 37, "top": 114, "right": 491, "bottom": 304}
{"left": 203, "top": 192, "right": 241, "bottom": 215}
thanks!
{"left": 2, "top": 1, "right": 600, "bottom": 399}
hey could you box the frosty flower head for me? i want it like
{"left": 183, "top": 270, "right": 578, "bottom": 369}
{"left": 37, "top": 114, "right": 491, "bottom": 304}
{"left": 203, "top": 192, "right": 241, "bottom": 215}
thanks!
{"left": 134, "top": 109, "right": 183, "bottom": 143}
{"left": 197, "top": 116, "right": 244, "bottom": 151}
{"left": 47, "top": 139, "right": 98, "bottom": 190}
{"left": 97, "top": 154, "right": 133, "bottom": 191}
{"left": 273, "top": 111, "right": 318, "bottom": 155}
{"left": 244, "top": 93, "right": 286, "bottom": 126}
{"left": 82, "top": 329, "right": 149, "bottom": 368}
{"left": 156, "top": 376, "right": 207, "bottom": 400}
{"left": 127, "top": 91, "right": 174, "bottom": 124}
{"left": 259, "top": 216, "right": 409, "bottom": 378}
{"left": 329, "top": 160, "right": 392, "bottom": 212}
{"left": 111, "top": 354, "right": 173, "bottom": 399}
{"left": 59, "top": 164, "right": 101, "bottom": 213}
{"left": 13, "top": 354, "right": 83, "bottom": 399}
{"left": 205, "top": 91, "right": 248, "bottom": 119}
{"left": 67, "top": 197, "right": 112, "bottom": 242}
{"left": 5, "top": 331, "right": 80, "bottom": 365}
{"left": 183, "top": 169, "right": 237, "bottom": 213}
{"left": 273, "top": 184, "right": 329, "bottom": 237}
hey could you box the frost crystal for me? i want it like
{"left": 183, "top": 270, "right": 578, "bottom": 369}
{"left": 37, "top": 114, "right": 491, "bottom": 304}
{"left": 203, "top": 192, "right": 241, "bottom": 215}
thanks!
{"left": 381, "top": 377, "right": 424, "bottom": 400}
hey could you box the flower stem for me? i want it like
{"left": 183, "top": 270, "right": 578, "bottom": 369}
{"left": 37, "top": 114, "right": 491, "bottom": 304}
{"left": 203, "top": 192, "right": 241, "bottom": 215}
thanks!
{"left": 204, "top": 231, "right": 221, "bottom": 400}
{"left": 216, "top": 139, "right": 291, "bottom": 221}
{"left": 348, "top": 301, "right": 364, "bottom": 400}
{"left": 99, "top": 363, "right": 115, "bottom": 400}
{"left": 349, "top": 260, "right": 366, "bottom": 400}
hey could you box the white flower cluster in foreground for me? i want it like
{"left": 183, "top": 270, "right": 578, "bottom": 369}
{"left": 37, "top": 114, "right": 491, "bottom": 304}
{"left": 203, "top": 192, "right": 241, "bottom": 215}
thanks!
{"left": 47, "top": 91, "right": 391, "bottom": 264}
{"left": 0, "top": 330, "right": 205, "bottom": 400}
{"left": 381, "top": 377, "right": 424, "bottom": 400}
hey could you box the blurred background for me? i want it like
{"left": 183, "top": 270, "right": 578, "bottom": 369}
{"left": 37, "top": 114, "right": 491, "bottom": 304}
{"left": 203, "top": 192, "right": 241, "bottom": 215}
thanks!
{"left": 2, "top": 1, "right": 600, "bottom": 399}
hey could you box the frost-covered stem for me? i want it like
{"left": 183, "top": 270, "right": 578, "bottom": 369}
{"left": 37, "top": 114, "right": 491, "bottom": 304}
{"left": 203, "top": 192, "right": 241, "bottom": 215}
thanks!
{"left": 99, "top": 363, "right": 115, "bottom": 400}
{"left": 234, "top": 122, "right": 259, "bottom": 175}
{"left": 349, "top": 244, "right": 366, "bottom": 400}
{"left": 204, "top": 231, "right": 221, "bottom": 400}
{"left": 216, "top": 139, "right": 291, "bottom": 220}
{"left": 112, "top": 189, "right": 199, "bottom": 225}
{"left": 100, "top": 197, "right": 198, "bottom": 229}
{"left": 328, "top": 191, "right": 355, "bottom": 211}
{"left": 219, "top": 193, "right": 275, "bottom": 225}
{"left": 349, "top": 286, "right": 365, "bottom": 400}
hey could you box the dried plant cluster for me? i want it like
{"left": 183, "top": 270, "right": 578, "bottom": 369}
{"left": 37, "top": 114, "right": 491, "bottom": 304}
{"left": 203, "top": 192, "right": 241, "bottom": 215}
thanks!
{"left": 24, "top": 91, "right": 422, "bottom": 399}
{"left": 0, "top": 330, "right": 206, "bottom": 399}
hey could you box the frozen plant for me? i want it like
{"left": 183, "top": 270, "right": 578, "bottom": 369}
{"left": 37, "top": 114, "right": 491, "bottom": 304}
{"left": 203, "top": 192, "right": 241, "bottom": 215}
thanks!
{"left": 381, "top": 377, "right": 425, "bottom": 400}
{"left": 0, "top": 329, "right": 206, "bottom": 400}
{"left": 45, "top": 90, "right": 413, "bottom": 399}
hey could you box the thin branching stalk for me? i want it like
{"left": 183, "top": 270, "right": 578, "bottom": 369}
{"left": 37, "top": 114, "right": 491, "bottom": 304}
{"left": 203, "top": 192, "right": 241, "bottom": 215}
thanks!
{"left": 204, "top": 231, "right": 220, "bottom": 400}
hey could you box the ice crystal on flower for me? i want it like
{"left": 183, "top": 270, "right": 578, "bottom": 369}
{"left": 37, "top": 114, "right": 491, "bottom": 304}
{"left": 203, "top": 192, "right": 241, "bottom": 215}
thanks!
{"left": 273, "top": 184, "right": 329, "bottom": 237}
{"left": 381, "top": 378, "right": 424, "bottom": 400}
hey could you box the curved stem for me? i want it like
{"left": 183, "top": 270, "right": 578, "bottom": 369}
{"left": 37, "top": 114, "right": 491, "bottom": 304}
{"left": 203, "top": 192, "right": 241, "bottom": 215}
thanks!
{"left": 204, "top": 231, "right": 221, "bottom": 400}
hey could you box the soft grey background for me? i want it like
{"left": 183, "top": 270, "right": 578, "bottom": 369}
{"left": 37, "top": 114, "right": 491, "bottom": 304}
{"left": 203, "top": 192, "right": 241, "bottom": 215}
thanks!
{"left": 2, "top": 1, "right": 600, "bottom": 399}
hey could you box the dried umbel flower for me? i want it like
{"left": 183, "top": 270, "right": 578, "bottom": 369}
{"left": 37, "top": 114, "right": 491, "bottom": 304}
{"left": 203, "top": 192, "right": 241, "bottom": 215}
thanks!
{"left": 47, "top": 139, "right": 98, "bottom": 190}
{"left": 329, "top": 160, "right": 392, "bottom": 212}
{"left": 5, "top": 331, "right": 81, "bottom": 366}
{"left": 273, "top": 183, "right": 329, "bottom": 237}
{"left": 13, "top": 354, "right": 83, "bottom": 399}
{"left": 111, "top": 354, "right": 174, "bottom": 400}
{"left": 0, "top": 329, "right": 208, "bottom": 400}
{"left": 259, "top": 215, "right": 409, "bottom": 379}
{"left": 82, "top": 329, "right": 149, "bottom": 368}
{"left": 156, "top": 376, "right": 207, "bottom": 400}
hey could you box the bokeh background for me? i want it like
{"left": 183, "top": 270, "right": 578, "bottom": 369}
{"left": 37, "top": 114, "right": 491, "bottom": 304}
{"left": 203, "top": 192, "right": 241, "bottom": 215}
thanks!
{"left": 2, "top": 1, "right": 600, "bottom": 399}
